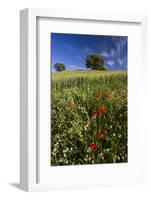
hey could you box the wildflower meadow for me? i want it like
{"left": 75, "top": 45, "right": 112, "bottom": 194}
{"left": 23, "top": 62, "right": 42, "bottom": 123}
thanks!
{"left": 51, "top": 70, "right": 128, "bottom": 166}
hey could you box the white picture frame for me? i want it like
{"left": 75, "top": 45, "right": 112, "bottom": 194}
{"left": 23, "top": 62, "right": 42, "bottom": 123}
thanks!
{"left": 20, "top": 8, "right": 147, "bottom": 192}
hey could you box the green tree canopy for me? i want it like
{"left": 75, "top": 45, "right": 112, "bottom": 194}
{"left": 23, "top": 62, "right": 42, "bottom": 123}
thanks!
{"left": 86, "top": 54, "right": 106, "bottom": 70}
{"left": 53, "top": 63, "right": 66, "bottom": 72}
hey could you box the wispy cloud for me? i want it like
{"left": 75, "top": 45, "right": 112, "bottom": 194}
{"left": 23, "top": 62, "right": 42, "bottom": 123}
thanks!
{"left": 65, "top": 44, "right": 75, "bottom": 51}
{"left": 106, "top": 60, "right": 114, "bottom": 67}
{"left": 68, "top": 65, "right": 87, "bottom": 70}
{"left": 105, "top": 37, "right": 127, "bottom": 69}
{"left": 117, "top": 56, "right": 127, "bottom": 68}
{"left": 115, "top": 38, "right": 127, "bottom": 55}
{"left": 84, "top": 46, "right": 93, "bottom": 54}
{"left": 117, "top": 58, "right": 122, "bottom": 66}
{"left": 100, "top": 51, "right": 110, "bottom": 58}
{"left": 76, "top": 56, "right": 83, "bottom": 60}
{"left": 120, "top": 38, "right": 127, "bottom": 47}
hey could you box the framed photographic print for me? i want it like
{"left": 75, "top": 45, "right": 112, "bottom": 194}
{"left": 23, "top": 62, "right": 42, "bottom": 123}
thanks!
{"left": 20, "top": 8, "right": 147, "bottom": 191}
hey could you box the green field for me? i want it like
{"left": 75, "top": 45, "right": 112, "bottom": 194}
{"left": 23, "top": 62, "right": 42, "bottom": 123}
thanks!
{"left": 51, "top": 70, "right": 128, "bottom": 166}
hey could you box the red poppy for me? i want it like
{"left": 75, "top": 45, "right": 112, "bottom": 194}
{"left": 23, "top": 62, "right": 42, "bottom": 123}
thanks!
{"left": 99, "top": 106, "right": 108, "bottom": 114}
{"left": 98, "top": 131, "right": 104, "bottom": 140}
{"left": 104, "top": 90, "right": 108, "bottom": 97}
{"left": 89, "top": 143, "right": 97, "bottom": 151}
{"left": 92, "top": 110, "right": 100, "bottom": 117}
{"left": 96, "top": 99, "right": 99, "bottom": 105}
{"left": 96, "top": 90, "right": 101, "bottom": 97}
{"left": 68, "top": 102, "right": 76, "bottom": 109}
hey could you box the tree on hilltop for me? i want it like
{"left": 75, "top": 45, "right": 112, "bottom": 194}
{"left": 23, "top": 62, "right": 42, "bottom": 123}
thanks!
{"left": 53, "top": 63, "right": 66, "bottom": 72}
{"left": 86, "top": 54, "right": 106, "bottom": 70}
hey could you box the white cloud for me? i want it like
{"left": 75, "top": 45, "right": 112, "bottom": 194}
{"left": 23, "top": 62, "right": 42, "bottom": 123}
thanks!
{"left": 111, "top": 49, "right": 115, "bottom": 57}
{"left": 106, "top": 60, "right": 114, "bottom": 67}
{"left": 68, "top": 65, "right": 86, "bottom": 70}
{"left": 115, "top": 38, "right": 127, "bottom": 55}
{"left": 65, "top": 44, "right": 74, "bottom": 51}
{"left": 116, "top": 43, "right": 121, "bottom": 55}
{"left": 76, "top": 56, "right": 83, "bottom": 60}
{"left": 120, "top": 38, "right": 127, "bottom": 47}
{"left": 84, "top": 46, "right": 92, "bottom": 54}
{"left": 117, "top": 58, "right": 122, "bottom": 66}
{"left": 117, "top": 55, "right": 127, "bottom": 67}
{"left": 100, "top": 51, "right": 110, "bottom": 58}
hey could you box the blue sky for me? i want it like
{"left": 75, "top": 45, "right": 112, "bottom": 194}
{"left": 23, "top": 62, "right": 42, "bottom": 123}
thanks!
{"left": 51, "top": 33, "right": 128, "bottom": 72}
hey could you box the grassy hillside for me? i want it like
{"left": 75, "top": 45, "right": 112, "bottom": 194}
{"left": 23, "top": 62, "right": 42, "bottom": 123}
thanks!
{"left": 51, "top": 70, "right": 127, "bottom": 166}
